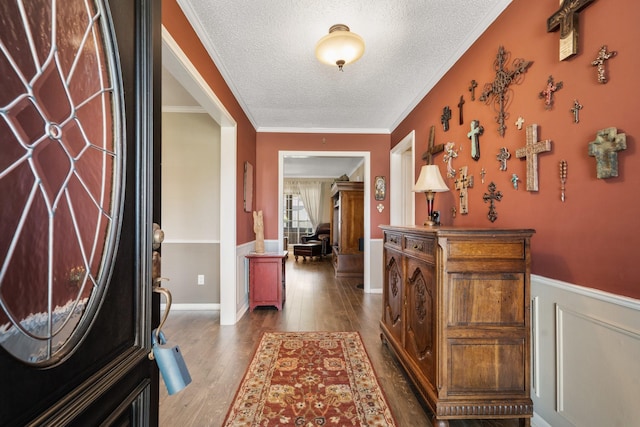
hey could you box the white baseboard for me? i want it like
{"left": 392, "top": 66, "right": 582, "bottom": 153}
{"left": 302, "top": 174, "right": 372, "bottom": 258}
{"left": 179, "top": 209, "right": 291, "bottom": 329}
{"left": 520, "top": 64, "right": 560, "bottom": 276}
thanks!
{"left": 160, "top": 303, "right": 220, "bottom": 311}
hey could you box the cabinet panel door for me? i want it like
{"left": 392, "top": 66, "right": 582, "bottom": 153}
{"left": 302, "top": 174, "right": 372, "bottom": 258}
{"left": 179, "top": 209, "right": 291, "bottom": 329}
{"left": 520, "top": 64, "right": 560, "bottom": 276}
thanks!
{"left": 251, "top": 260, "right": 281, "bottom": 304}
{"left": 405, "top": 257, "right": 436, "bottom": 383}
{"left": 382, "top": 249, "right": 403, "bottom": 343}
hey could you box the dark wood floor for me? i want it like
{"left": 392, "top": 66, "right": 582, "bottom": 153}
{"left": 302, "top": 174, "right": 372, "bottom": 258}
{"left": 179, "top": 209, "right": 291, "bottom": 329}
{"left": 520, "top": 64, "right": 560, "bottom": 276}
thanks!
{"left": 159, "top": 254, "right": 520, "bottom": 426}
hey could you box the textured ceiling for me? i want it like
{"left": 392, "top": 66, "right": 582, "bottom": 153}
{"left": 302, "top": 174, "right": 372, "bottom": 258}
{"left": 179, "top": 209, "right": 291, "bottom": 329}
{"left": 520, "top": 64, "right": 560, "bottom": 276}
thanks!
{"left": 173, "top": 0, "right": 513, "bottom": 133}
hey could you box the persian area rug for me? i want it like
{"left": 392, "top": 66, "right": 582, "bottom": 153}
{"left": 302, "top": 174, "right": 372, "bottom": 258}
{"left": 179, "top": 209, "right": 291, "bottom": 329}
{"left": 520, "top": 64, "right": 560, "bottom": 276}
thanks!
{"left": 223, "top": 331, "right": 397, "bottom": 426}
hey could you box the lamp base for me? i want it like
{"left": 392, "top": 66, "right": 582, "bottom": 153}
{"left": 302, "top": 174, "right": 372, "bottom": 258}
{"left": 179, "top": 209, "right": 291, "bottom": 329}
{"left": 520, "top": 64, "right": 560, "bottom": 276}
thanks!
{"left": 423, "top": 219, "right": 436, "bottom": 227}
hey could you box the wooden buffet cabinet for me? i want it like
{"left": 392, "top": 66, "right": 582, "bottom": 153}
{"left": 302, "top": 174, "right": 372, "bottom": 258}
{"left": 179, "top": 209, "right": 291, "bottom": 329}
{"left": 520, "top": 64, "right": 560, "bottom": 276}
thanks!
{"left": 330, "top": 181, "right": 364, "bottom": 278}
{"left": 380, "top": 225, "right": 534, "bottom": 427}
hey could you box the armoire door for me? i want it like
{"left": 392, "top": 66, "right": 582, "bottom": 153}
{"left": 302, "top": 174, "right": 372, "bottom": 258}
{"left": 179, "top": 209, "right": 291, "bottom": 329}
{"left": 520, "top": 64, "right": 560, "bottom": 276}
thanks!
{"left": 0, "top": 0, "right": 162, "bottom": 425}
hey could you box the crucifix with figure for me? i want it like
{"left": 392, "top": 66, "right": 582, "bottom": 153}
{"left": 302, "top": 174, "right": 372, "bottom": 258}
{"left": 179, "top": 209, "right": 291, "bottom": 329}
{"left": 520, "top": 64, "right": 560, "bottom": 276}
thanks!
{"left": 480, "top": 46, "right": 532, "bottom": 137}
{"left": 516, "top": 124, "right": 552, "bottom": 191}
{"left": 454, "top": 166, "right": 474, "bottom": 215}
{"left": 547, "top": 0, "right": 596, "bottom": 61}
{"left": 422, "top": 125, "right": 444, "bottom": 165}
{"left": 588, "top": 127, "right": 627, "bottom": 179}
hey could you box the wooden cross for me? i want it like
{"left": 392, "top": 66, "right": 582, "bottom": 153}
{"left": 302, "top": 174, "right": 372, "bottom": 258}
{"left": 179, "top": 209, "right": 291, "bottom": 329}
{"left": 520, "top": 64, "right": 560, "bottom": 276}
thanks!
{"left": 496, "top": 147, "right": 511, "bottom": 171}
{"left": 588, "top": 127, "right": 627, "bottom": 179}
{"left": 467, "top": 119, "right": 484, "bottom": 161}
{"left": 547, "top": 0, "right": 596, "bottom": 61}
{"left": 421, "top": 125, "right": 444, "bottom": 165}
{"left": 516, "top": 124, "right": 552, "bottom": 191}
{"left": 539, "top": 75, "right": 563, "bottom": 110}
{"left": 591, "top": 45, "right": 616, "bottom": 84}
{"left": 515, "top": 116, "right": 525, "bottom": 130}
{"left": 482, "top": 182, "right": 502, "bottom": 223}
{"left": 479, "top": 46, "right": 532, "bottom": 137}
{"left": 468, "top": 80, "right": 478, "bottom": 101}
{"left": 454, "top": 166, "right": 474, "bottom": 215}
{"left": 570, "top": 99, "right": 583, "bottom": 123}
{"left": 441, "top": 106, "right": 452, "bottom": 131}
{"left": 457, "top": 95, "right": 465, "bottom": 125}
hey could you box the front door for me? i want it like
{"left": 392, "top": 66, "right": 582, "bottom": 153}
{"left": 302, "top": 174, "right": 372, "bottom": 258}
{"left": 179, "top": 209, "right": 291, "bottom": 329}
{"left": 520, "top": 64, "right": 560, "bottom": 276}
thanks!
{"left": 0, "top": 1, "right": 161, "bottom": 425}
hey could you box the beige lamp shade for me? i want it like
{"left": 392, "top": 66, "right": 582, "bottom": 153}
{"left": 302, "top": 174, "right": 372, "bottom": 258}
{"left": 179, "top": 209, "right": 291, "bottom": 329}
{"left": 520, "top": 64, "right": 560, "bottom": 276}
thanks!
{"left": 315, "top": 24, "right": 365, "bottom": 70}
{"left": 413, "top": 165, "right": 449, "bottom": 193}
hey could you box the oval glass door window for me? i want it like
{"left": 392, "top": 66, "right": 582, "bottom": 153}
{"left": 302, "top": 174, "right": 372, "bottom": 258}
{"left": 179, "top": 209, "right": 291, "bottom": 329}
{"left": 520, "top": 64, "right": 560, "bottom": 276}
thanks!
{"left": 0, "top": 0, "right": 124, "bottom": 366}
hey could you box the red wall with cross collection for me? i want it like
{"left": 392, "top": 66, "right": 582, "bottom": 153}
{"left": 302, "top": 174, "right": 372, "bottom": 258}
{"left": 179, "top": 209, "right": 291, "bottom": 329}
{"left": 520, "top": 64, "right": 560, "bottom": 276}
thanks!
{"left": 392, "top": 0, "right": 640, "bottom": 299}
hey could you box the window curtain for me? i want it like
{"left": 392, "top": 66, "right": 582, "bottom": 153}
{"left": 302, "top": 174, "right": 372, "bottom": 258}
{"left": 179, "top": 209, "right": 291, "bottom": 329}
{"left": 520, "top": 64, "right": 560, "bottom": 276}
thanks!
{"left": 284, "top": 179, "right": 326, "bottom": 229}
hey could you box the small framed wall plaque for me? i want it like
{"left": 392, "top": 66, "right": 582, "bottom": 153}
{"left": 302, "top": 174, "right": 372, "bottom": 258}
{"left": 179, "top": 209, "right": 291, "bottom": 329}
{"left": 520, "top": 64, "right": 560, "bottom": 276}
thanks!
{"left": 244, "top": 161, "right": 253, "bottom": 212}
{"left": 375, "top": 176, "right": 386, "bottom": 201}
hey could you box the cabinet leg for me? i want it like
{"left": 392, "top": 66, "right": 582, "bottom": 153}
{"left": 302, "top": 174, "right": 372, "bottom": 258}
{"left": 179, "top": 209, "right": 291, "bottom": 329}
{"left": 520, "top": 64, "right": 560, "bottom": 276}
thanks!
{"left": 431, "top": 415, "right": 449, "bottom": 427}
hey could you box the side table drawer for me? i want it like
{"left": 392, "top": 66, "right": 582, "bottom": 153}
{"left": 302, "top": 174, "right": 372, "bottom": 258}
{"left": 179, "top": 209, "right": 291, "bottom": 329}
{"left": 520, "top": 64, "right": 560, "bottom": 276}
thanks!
{"left": 404, "top": 235, "right": 435, "bottom": 262}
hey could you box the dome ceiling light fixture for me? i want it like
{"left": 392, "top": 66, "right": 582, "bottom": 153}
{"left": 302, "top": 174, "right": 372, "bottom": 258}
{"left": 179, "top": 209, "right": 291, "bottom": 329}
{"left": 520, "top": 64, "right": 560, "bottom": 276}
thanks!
{"left": 315, "top": 24, "right": 365, "bottom": 71}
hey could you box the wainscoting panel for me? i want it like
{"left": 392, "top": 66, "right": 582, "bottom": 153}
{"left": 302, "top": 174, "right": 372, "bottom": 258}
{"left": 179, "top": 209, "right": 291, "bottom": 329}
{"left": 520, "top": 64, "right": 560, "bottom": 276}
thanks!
{"left": 531, "top": 275, "right": 640, "bottom": 427}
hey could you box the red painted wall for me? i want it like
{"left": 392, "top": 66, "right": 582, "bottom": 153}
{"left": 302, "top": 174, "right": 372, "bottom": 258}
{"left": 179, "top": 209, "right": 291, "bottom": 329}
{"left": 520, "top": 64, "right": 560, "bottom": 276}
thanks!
{"left": 255, "top": 133, "right": 390, "bottom": 240}
{"left": 392, "top": 0, "right": 640, "bottom": 299}
{"left": 162, "top": 0, "right": 257, "bottom": 245}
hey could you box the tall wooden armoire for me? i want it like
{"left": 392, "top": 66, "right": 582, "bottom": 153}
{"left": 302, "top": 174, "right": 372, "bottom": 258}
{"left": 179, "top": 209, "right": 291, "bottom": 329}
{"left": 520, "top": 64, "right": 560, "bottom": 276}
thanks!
{"left": 330, "top": 181, "right": 364, "bottom": 278}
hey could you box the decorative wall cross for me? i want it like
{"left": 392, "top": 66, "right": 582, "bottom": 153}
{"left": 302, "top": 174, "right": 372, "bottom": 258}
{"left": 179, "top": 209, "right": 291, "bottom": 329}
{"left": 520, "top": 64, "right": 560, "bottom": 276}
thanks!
{"left": 516, "top": 124, "right": 552, "bottom": 191}
{"left": 422, "top": 125, "right": 444, "bottom": 165}
{"left": 539, "top": 75, "right": 563, "bottom": 110}
{"left": 515, "top": 116, "right": 525, "bottom": 130}
{"left": 457, "top": 95, "right": 465, "bottom": 125}
{"left": 591, "top": 45, "right": 616, "bottom": 83}
{"left": 547, "top": 0, "right": 596, "bottom": 61}
{"left": 441, "top": 106, "right": 452, "bottom": 131}
{"left": 468, "top": 80, "right": 477, "bottom": 101}
{"left": 443, "top": 142, "right": 458, "bottom": 178}
{"left": 588, "top": 127, "right": 627, "bottom": 179}
{"left": 479, "top": 46, "right": 532, "bottom": 137}
{"left": 454, "top": 166, "right": 474, "bottom": 215}
{"left": 480, "top": 167, "right": 486, "bottom": 184}
{"left": 496, "top": 147, "right": 511, "bottom": 171}
{"left": 482, "top": 182, "right": 502, "bottom": 223}
{"left": 570, "top": 99, "right": 583, "bottom": 123}
{"left": 467, "top": 120, "right": 484, "bottom": 160}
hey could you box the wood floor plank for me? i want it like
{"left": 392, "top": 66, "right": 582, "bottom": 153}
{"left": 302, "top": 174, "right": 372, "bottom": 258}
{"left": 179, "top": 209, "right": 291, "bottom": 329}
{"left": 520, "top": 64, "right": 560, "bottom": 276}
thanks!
{"left": 159, "top": 256, "right": 519, "bottom": 427}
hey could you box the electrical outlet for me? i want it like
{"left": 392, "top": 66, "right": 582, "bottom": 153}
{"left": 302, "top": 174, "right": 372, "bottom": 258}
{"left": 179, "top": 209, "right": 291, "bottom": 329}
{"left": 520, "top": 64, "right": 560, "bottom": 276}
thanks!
{"left": 197, "top": 274, "right": 205, "bottom": 285}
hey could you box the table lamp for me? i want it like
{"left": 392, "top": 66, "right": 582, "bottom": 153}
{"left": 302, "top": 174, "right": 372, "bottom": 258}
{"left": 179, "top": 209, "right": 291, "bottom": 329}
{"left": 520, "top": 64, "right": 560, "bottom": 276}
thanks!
{"left": 413, "top": 165, "right": 449, "bottom": 226}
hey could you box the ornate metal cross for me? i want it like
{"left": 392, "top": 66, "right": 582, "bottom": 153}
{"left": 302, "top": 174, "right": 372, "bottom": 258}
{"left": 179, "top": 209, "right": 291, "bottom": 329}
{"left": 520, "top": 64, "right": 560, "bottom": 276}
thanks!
{"left": 422, "top": 125, "right": 444, "bottom": 165}
{"left": 441, "top": 106, "right": 452, "bottom": 131}
{"left": 457, "top": 95, "right": 465, "bottom": 125}
{"left": 468, "top": 79, "right": 477, "bottom": 101}
{"left": 591, "top": 45, "right": 616, "bottom": 84}
{"left": 588, "top": 127, "right": 627, "bottom": 179}
{"left": 454, "top": 166, "right": 474, "bottom": 215}
{"left": 496, "top": 147, "right": 511, "bottom": 171}
{"left": 482, "top": 182, "right": 502, "bottom": 223}
{"left": 539, "top": 75, "right": 563, "bottom": 110}
{"left": 516, "top": 124, "right": 552, "bottom": 191}
{"left": 443, "top": 142, "right": 458, "bottom": 178}
{"left": 570, "top": 99, "right": 583, "bottom": 123}
{"left": 547, "top": 0, "right": 596, "bottom": 61}
{"left": 467, "top": 119, "right": 484, "bottom": 161}
{"left": 479, "top": 46, "right": 532, "bottom": 137}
